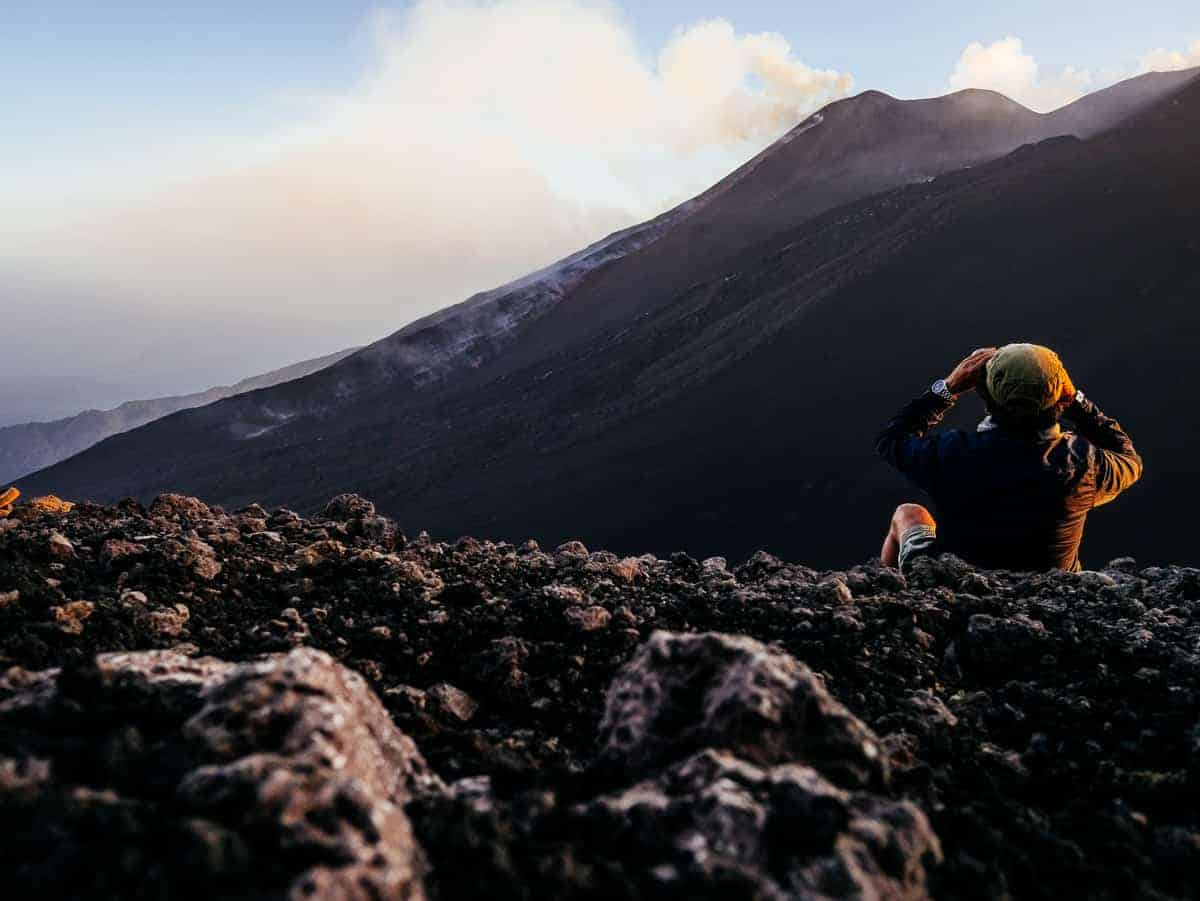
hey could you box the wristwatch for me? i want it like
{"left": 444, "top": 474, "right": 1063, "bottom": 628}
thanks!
{"left": 931, "top": 379, "right": 956, "bottom": 402}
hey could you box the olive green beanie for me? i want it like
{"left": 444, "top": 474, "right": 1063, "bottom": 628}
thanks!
{"left": 985, "top": 344, "right": 1070, "bottom": 417}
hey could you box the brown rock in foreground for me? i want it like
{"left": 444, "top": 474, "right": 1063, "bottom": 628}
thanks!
{"left": 578, "top": 748, "right": 939, "bottom": 898}
{"left": 597, "top": 630, "right": 888, "bottom": 789}
{"left": 0, "top": 646, "right": 438, "bottom": 899}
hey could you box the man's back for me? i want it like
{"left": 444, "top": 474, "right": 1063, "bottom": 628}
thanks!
{"left": 877, "top": 380, "right": 1142, "bottom": 572}
{"left": 930, "top": 423, "right": 1103, "bottom": 571}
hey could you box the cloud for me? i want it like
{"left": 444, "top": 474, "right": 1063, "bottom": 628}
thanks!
{"left": 2, "top": 1, "right": 852, "bottom": 413}
{"left": 655, "top": 19, "right": 853, "bottom": 149}
{"left": 949, "top": 37, "right": 1091, "bottom": 112}
{"left": 1139, "top": 39, "right": 1200, "bottom": 73}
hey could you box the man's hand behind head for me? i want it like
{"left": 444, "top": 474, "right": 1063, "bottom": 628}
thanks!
{"left": 945, "top": 347, "right": 998, "bottom": 396}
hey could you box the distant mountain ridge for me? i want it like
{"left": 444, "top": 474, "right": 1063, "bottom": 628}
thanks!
{"left": 0, "top": 347, "right": 358, "bottom": 483}
{"left": 21, "top": 67, "right": 1200, "bottom": 567}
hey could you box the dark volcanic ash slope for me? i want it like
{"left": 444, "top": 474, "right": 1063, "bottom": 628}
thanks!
{"left": 19, "top": 69, "right": 1200, "bottom": 569}
{"left": 1, "top": 496, "right": 1198, "bottom": 899}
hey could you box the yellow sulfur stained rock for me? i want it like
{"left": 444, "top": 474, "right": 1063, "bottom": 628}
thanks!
{"left": 27, "top": 495, "right": 74, "bottom": 514}
{"left": 3, "top": 492, "right": 75, "bottom": 519}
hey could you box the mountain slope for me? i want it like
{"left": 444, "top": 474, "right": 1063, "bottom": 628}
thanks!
{"left": 48, "top": 69, "right": 1188, "bottom": 447}
{"left": 482, "top": 67, "right": 1199, "bottom": 366}
{"left": 0, "top": 347, "right": 357, "bottom": 483}
{"left": 22, "top": 69, "right": 1200, "bottom": 568}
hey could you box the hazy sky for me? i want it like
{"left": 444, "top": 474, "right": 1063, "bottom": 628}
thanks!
{"left": 2, "top": 1, "right": 1197, "bottom": 424}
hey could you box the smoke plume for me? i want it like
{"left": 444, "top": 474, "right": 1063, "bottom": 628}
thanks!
{"left": 2, "top": 1, "right": 852, "bottom": 418}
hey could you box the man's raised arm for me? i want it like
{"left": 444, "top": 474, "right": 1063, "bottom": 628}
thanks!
{"left": 1066, "top": 394, "right": 1144, "bottom": 507}
{"left": 875, "top": 347, "right": 997, "bottom": 492}
{"left": 875, "top": 390, "right": 956, "bottom": 491}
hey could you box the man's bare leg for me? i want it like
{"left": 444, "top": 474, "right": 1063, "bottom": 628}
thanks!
{"left": 881, "top": 503, "right": 936, "bottom": 567}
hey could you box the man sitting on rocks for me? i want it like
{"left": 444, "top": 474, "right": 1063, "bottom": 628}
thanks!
{"left": 0, "top": 486, "right": 17, "bottom": 517}
{"left": 876, "top": 344, "right": 1142, "bottom": 573}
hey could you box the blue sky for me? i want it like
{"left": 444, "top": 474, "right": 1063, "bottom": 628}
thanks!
{"left": 4, "top": 0, "right": 1196, "bottom": 221}
{"left": 6, "top": 1, "right": 1196, "bottom": 119}
{"left": 634, "top": 1, "right": 1196, "bottom": 92}
{"left": 1, "top": 1, "right": 1197, "bottom": 420}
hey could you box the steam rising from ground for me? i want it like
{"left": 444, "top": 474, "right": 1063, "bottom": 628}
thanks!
{"left": 1, "top": 1, "right": 852, "bottom": 420}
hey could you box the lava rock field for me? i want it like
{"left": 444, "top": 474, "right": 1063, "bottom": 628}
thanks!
{"left": 0, "top": 493, "right": 1196, "bottom": 899}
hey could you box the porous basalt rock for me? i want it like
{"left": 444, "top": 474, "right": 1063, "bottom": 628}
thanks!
{"left": 597, "top": 631, "right": 887, "bottom": 789}
{"left": 323, "top": 493, "right": 377, "bottom": 520}
{"left": 577, "top": 749, "right": 939, "bottom": 898}
{"left": 148, "top": 492, "right": 212, "bottom": 520}
{"left": 414, "top": 745, "right": 942, "bottom": 900}
{"left": 0, "top": 647, "right": 438, "bottom": 899}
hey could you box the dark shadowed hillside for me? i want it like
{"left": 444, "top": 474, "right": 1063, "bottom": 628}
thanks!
{"left": 19, "top": 69, "right": 1200, "bottom": 568}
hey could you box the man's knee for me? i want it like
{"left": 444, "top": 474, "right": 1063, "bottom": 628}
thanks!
{"left": 892, "top": 503, "right": 935, "bottom": 533}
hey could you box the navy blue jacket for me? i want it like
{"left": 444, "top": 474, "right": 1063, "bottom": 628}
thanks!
{"left": 876, "top": 391, "right": 1143, "bottom": 571}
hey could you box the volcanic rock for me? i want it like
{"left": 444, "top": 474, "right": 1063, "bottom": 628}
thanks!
{"left": 576, "top": 748, "right": 940, "bottom": 898}
{"left": 165, "top": 536, "right": 222, "bottom": 581}
{"left": 101, "top": 537, "right": 145, "bottom": 564}
{"left": 148, "top": 492, "right": 212, "bottom": 520}
{"left": 0, "top": 498, "right": 1197, "bottom": 899}
{"left": 565, "top": 605, "right": 612, "bottom": 633}
{"left": 146, "top": 602, "right": 190, "bottom": 638}
{"left": 427, "top": 683, "right": 479, "bottom": 723}
{"left": 323, "top": 493, "right": 377, "bottom": 520}
{"left": 0, "top": 647, "right": 439, "bottom": 899}
{"left": 597, "top": 631, "right": 887, "bottom": 789}
{"left": 50, "top": 599, "right": 94, "bottom": 634}
{"left": 47, "top": 530, "right": 75, "bottom": 559}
